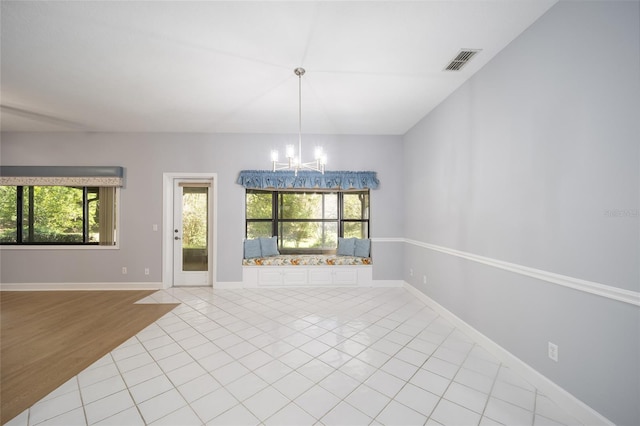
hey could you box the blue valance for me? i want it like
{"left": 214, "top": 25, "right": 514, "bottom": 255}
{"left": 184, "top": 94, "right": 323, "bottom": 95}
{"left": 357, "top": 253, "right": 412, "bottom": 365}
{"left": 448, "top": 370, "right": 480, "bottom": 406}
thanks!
{"left": 237, "top": 170, "right": 379, "bottom": 190}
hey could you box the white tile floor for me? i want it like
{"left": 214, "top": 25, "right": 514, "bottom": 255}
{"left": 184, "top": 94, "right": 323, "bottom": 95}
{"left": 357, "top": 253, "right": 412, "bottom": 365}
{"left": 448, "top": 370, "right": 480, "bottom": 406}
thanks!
{"left": 7, "top": 287, "right": 583, "bottom": 426}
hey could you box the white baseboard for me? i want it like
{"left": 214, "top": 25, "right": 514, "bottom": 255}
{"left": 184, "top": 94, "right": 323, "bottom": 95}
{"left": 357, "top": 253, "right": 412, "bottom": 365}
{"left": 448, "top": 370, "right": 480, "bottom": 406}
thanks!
{"left": 403, "top": 282, "right": 613, "bottom": 426}
{"left": 0, "top": 282, "right": 164, "bottom": 291}
{"left": 0, "top": 281, "right": 402, "bottom": 291}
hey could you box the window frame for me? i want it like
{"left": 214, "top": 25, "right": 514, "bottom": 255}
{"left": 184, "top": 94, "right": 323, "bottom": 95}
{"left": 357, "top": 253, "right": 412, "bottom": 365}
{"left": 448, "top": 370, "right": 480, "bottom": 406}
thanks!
{"left": 0, "top": 185, "right": 120, "bottom": 249}
{"left": 245, "top": 189, "right": 370, "bottom": 254}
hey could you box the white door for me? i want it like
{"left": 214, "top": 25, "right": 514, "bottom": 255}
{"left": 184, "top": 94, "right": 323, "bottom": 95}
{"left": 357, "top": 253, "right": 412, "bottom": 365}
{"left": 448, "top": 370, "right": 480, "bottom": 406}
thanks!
{"left": 173, "top": 179, "right": 211, "bottom": 286}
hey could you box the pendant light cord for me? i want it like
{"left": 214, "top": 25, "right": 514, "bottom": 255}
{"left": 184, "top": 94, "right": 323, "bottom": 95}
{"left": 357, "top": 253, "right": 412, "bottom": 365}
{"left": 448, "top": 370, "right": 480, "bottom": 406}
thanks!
{"left": 297, "top": 68, "right": 304, "bottom": 163}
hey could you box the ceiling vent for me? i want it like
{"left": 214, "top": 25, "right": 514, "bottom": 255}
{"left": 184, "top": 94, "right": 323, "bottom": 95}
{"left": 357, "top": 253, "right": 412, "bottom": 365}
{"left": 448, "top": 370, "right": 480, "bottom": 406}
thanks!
{"left": 444, "top": 49, "right": 481, "bottom": 71}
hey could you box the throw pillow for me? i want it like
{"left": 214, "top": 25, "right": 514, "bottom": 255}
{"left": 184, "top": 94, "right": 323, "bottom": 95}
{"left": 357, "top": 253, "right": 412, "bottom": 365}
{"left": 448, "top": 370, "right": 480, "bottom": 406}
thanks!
{"left": 354, "top": 238, "right": 371, "bottom": 257}
{"left": 244, "top": 238, "right": 262, "bottom": 259}
{"left": 337, "top": 237, "right": 356, "bottom": 256}
{"left": 260, "top": 236, "right": 280, "bottom": 257}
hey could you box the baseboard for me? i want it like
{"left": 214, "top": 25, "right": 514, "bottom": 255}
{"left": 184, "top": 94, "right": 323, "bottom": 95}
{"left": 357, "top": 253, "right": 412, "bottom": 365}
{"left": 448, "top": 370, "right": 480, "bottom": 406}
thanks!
{"left": 403, "top": 282, "right": 614, "bottom": 426}
{"left": 0, "top": 282, "right": 164, "bottom": 291}
{"left": 0, "top": 281, "right": 402, "bottom": 291}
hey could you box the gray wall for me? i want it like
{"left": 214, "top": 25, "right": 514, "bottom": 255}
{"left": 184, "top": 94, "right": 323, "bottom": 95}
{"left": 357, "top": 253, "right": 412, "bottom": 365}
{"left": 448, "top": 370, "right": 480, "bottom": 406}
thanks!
{"left": 403, "top": 2, "right": 639, "bottom": 425}
{"left": 1, "top": 1, "right": 638, "bottom": 423}
{"left": 0, "top": 133, "right": 404, "bottom": 284}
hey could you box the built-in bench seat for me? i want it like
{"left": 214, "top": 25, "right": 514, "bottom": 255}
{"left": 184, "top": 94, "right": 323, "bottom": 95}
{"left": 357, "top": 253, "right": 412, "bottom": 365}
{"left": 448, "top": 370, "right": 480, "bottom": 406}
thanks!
{"left": 242, "top": 254, "right": 372, "bottom": 266}
{"left": 242, "top": 254, "right": 373, "bottom": 287}
{"left": 242, "top": 238, "right": 373, "bottom": 287}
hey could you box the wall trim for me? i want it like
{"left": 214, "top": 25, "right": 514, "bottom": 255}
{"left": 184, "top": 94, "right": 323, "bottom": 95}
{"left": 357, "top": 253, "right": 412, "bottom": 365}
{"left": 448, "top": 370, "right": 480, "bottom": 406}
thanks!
{"left": 371, "top": 237, "right": 405, "bottom": 243}
{"left": 0, "top": 282, "right": 164, "bottom": 291}
{"left": 403, "top": 282, "right": 614, "bottom": 426}
{"left": 0, "top": 281, "right": 404, "bottom": 291}
{"left": 396, "top": 238, "right": 638, "bottom": 307}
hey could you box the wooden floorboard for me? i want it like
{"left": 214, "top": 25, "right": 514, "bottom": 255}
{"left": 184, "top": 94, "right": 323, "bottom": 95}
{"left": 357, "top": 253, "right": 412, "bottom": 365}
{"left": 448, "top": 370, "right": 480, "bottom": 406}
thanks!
{"left": 0, "top": 290, "right": 179, "bottom": 425}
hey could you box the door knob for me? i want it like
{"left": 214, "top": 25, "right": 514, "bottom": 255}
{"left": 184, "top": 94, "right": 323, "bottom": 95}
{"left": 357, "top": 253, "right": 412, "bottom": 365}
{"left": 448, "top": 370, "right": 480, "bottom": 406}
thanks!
{"left": 174, "top": 236, "right": 181, "bottom": 240}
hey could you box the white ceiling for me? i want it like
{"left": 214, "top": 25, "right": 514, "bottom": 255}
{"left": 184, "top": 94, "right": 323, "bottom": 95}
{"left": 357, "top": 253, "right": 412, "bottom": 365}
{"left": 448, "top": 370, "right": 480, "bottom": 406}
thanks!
{"left": 0, "top": 1, "right": 557, "bottom": 135}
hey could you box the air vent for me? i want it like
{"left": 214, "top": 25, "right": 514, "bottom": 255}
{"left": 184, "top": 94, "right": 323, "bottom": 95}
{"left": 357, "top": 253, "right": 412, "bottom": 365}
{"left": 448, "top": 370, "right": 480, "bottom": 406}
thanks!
{"left": 444, "top": 49, "right": 481, "bottom": 71}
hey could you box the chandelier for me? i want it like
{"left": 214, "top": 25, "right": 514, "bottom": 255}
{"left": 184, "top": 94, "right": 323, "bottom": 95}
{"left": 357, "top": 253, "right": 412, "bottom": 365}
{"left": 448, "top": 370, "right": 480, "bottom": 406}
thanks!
{"left": 271, "top": 67, "right": 326, "bottom": 174}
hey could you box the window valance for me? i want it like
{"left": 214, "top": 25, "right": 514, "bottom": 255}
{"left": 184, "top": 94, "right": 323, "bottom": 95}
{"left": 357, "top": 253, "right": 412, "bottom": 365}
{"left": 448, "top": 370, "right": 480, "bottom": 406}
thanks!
{"left": 0, "top": 166, "right": 125, "bottom": 187}
{"left": 237, "top": 170, "right": 379, "bottom": 190}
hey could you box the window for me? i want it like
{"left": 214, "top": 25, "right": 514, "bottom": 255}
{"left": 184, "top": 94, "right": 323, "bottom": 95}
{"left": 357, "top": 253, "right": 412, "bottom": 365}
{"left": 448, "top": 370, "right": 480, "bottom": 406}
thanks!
{"left": 246, "top": 189, "right": 369, "bottom": 253}
{"left": 0, "top": 185, "right": 117, "bottom": 245}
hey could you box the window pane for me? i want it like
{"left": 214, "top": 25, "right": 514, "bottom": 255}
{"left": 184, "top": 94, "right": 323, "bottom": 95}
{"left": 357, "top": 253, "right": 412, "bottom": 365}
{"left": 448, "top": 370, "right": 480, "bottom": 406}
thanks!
{"left": 87, "top": 187, "right": 99, "bottom": 242}
{"left": 182, "top": 187, "right": 208, "bottom": 248}
{"left": 343, "top": 222, "right": 369, "bottom": 239}
{"left": 247, "top": 221, "right": 272, "bottom": 239}
{"left": 26, "top": 186, "right": 84, "bottom": 243}
{"left": 279, "top": 221, "right": 337, "bottom": 249}
{"left": 244, "top": 189, "right": 370, "bottom": 254}
{"left": 1, "top": 185, "right": 118, "bottom": 245}
{"left": 324, "top": 194, "right": 338, "bottom": 219}
{"left": 0, "top": 186, "right": 17, "bottom": 243}
{"left": 279, "top": 193, "right": 337, "bottom": 219}
{"left": 246, "top": 191, "right": 273, "bottom": 219}
{"left": 182, "top": 187, "right": 208, "bottom": 271}
{"left": 343, "top": 192, "right": 369, "bottom": 219}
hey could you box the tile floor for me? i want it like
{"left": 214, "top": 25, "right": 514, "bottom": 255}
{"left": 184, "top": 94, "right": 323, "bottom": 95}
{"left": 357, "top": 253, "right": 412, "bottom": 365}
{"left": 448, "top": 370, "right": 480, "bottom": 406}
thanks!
{"left": 7, "top": 287, "right": 582, "bottom": 426}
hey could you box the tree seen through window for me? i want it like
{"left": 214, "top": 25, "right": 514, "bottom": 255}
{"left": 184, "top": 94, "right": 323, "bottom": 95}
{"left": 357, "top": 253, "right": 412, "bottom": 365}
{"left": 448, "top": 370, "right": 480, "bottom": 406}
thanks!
{"left": 0, "top": 185, "right": 116, "bottom": 245}
{"left": 245, "top": 189, "right": 369, "bottom": 254}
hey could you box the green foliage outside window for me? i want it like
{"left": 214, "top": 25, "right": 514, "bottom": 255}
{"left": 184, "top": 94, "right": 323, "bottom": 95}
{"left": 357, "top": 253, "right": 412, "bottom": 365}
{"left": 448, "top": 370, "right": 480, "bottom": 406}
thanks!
{"left": 0, "top": 186, "right": 17, "bottom": 242}
{"left": 181, "top": 188, "right": 208, "bottom": 249}
{"left": 0, "top": 185, "right": 110, "bottom": 244}
{"left": 245, "top": 189, "right": 369, "bottom": 253}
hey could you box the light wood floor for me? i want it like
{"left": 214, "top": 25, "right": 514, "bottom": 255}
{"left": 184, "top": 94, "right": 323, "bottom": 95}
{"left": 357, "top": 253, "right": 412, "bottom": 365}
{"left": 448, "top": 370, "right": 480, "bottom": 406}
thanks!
{"left": 0, "top": 290, "right": 178, "bottom": 425}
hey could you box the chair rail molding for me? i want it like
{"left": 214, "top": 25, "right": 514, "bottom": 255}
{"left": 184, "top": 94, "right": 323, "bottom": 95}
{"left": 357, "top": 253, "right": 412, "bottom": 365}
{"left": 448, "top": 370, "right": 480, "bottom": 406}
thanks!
{"left": 373, "top": 237, "right": 640, "bottom": 306}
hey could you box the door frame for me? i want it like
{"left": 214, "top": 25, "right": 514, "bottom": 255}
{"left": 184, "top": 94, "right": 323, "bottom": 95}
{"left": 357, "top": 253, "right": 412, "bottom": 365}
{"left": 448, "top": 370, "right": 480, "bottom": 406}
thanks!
{"left": 162, "top": 172, "right": 218, "bottom": 289}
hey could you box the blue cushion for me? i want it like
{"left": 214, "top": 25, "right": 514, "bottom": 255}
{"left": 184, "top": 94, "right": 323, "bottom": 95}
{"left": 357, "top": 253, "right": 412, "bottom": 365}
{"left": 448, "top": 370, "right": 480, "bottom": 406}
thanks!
{"left": 260, "top": 237, "right": 280, "bottom": 257}
{"left": 354, "top": 238, "right": 371, "bottom": 257}
{"left": 244, "top": 238, "right": 262, "bottom": 259}
{"left": 337, "top": 237, "right": 356, "bottom": 256}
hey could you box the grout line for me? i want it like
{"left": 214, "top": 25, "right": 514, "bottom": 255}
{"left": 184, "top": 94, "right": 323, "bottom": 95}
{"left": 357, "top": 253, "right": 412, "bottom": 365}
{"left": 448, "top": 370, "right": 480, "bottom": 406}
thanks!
{"left": 108, "top": 347, "right": 151, "bottom": 425}
{"left": 76, "top": 375, "right": 89, "bottom": 426}
{"left": 412, "top": 326, "right": 465, "bottom": 424}
{"left": 24, "top": 287, "right": 579, "bottom": 426}
{"left": 532, "top": 388, "right": 539, "bottom": 426}
{"left": 479, "top": 360, "right": 504, "bottom": 424}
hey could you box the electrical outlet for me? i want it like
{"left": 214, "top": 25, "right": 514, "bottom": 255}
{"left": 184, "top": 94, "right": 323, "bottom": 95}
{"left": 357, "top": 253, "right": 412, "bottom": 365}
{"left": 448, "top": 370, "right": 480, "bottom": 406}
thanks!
{"left": 548, "top": 342, "right": 558, "bottom": 362}
{"left": 122, "top": 267, "right": 127, "bottom": 275}
{"left": 144, "top": 268, "right": 150, "bottom": 275}
{"left": 409, "top": 268, "right": 414, "bottom": 277}
{"left": 423, "top": 275, "right": 427, "bottom": 284}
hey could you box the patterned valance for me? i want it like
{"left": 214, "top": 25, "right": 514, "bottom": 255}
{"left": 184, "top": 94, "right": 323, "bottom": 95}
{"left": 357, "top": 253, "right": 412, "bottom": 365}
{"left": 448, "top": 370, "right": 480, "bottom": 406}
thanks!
{"left": 0, "top": 166, "right": 125, "bottom": 187}
{"left": 237, "top": 170, "right": 379, "bottom": 190}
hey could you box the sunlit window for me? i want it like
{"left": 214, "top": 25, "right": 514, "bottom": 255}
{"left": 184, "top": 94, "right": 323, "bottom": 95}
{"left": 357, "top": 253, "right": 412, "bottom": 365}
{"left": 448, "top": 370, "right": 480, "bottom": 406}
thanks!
{"left": 245, "top": 190, "right": 369, "bottom": 254}
{"left": 0, "top": 185, "right": 117, "bottom": 245}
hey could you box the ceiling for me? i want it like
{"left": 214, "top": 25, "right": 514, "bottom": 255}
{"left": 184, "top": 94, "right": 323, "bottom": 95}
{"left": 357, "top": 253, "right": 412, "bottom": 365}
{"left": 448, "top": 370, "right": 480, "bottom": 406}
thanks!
{"left": 0, "top": 1, "right": 557, "bottom": 135}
